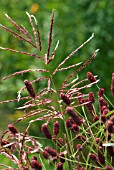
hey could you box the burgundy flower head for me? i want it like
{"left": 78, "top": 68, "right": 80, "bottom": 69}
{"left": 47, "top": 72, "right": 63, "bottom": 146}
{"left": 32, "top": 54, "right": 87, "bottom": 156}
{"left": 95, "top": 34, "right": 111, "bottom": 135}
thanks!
{"left": 66, "top": 107, "right": 83, "bottom": 126}
{"left": 8, "top": 124, "right": 18, "bottom": 135}
{"left": 60, "top": 92, "right": 71, "bottom": 105}
{"left": 24, "top": 79, "right": 36, "bottom": 98}
{"left": 87, "top": 72, "right": 96, "bottom": 83}
{"left": 41, "top": 123, "right": 52, "bottom": 139}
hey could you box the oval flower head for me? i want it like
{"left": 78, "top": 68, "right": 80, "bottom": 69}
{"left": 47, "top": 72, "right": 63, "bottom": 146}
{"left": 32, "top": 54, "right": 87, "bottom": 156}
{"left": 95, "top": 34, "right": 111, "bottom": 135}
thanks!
{"left": 66, "top": 107, "right": 83, "bottom": 126}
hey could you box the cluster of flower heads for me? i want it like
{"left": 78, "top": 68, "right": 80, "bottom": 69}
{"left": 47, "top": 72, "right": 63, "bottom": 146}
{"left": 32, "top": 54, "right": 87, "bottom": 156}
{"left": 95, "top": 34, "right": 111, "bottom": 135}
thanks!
{"left": 0, "top": 10, "right": 114, "bottom": 170}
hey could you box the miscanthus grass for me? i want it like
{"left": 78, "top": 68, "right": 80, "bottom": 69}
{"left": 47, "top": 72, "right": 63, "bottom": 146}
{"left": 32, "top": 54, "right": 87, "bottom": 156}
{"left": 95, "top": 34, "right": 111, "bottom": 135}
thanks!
{"left": 0, "top": 10, "right": 114, "bottom": 170}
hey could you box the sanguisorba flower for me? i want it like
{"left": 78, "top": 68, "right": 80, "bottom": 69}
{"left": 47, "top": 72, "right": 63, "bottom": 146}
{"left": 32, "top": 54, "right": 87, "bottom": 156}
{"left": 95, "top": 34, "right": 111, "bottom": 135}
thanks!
{"left": 44, "top": 146, "right": 57, "bottom": 157}
{"left": 106, "top": 120, "right": 114, "bottom": 133}
{"left": 66, "top": 107, "right": 83, "bottom": 126}
{"left": 59, "top": 152, "right": 65, "bottom": 163}
{"left": 107, "top": 146, "right": 114, "bottom": 156}
{"left": 89, "top": 153, "right": 98, "bottom": 163}
{"left": 31, "top": 160, "right": 42, "bottom": 170}
{"left": 53, "top": 121, "right": 60, "bottom": 136}
{"left": 42, "top": 150, "right": 50, "bottom": 159}
{"left": 71, "top": 123, "right": 80, "bottom": 134}
{"left": 98, "top": 146, "right": 105, "bottom": 165}
{"left": 41, "top": 123, "right": 52, "bottom": 139}
{"left": 87, "top": 72, "right": 96, "bottom": 83}
{"left": 98, "top": 88, "right": 104, "bottom": 97}
{"left": 24, "top": 79, "right": 36, "bottom": 98}
{"left": 76, "top": 144, "right": 82, "bottom": 151}
{"left": 8, "top": 124, "right": 18, "bottom": 135}
{"left": 56, "top": 162, "right": 63, "bottom": 170}
{"left": 60, "top": 92, "right": 71, "bottom": 105}
{"left": 105, "top": 166, "right": 113, "bottom": 170}
{"left": 89, "top": 92, "right": 95, "bottom": 103}
{"left": 66, "top": 117, "right": 74, "bottom": 129}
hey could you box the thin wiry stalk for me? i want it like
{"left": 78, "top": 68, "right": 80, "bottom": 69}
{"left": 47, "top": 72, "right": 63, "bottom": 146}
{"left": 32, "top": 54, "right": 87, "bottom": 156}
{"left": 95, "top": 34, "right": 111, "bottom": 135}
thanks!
{"left": 31, "top": 14, "right": 42, "bottom": 51}
{"left": 0, "top": 24, "right": 37, "bottom": 48}
{"left": 46, "top": 40, "right": 59, "bottom": 64}
{"left": 2, "top": 69, "right": 49, "bottom": 81}
{"left": 21, "top": 24, "right": 33, "bottom": 41}
{"left": 14, "top": 109, "right": 47, "bottom": 124}
{"left": 67, "top": 80, "right": 100, "bottom": 95}
{"left": 0, "top": 46, "right": 42, "bottom": 60}
{"left": 26, "top": 12, "right": 38, "bottom": 46}
{"left": 61, "top": 49, "right": 99, "bottom": 88}
{"left": 0, "top": 96, "right": 31, "bottom": 104}
{"left": 36, "top": 22, "right": 42, "bottom": 51}
{"left": 29, "top": 112, "right": 61, "bottom": 124}
{"left": 52, "top": 33, "right": 94, "bottom": 76}
{"left": 57, "top": 62, "right": 82, "bottom": 72}
{"left": 69, "top": 76, "right": 97, "bottom": 90}
{"left": 5, "top": 13, "right": 25, "bottom": 34}
{"left": 47, "top": 9, "right": 54, "bottom": 61}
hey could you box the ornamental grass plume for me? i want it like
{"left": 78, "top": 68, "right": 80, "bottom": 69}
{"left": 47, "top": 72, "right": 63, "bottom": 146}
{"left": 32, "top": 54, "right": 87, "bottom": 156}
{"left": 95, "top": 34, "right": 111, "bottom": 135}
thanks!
{"left": 0, "top": 9, "right": 114, "bottom": 170}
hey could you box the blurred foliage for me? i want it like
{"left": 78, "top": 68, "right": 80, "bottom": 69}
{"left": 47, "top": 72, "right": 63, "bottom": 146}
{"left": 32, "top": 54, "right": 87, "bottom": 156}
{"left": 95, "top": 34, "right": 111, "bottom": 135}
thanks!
{"left": 0, "top": 0, "right": 114, "bottom": 131}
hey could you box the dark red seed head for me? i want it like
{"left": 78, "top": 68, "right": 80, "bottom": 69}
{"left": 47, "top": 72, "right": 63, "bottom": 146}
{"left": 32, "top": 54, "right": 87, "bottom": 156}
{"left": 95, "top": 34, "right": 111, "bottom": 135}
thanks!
{"left": 103, "top": 108, "right": 108, "bottom": 115}
{"left": 93, "top": 116, "right": 99, "bottom": 123}
{"left": 98, "top": 146, "right": 105, "bottom": 165}
{"left": 71, "top": 124, "right": 80, "bottom": 134}
{"left": 8, "top": 124, "right": 18, "bottom": 135}
{"left": 57, "top": 138, "right": 63, "bottom": 146}
{"left": 107, "top": 146, "right": 114, "bottom": 156}
{"left": 76, "top": 134, "right": 87, "bottom": 143}
{"left": 89, "top": 92, "right": 95, "bottom": 103}
{"left": 56, "top": 162, "right": 63, "bottom": 170}
{"left": 98, "top": 88, "right": 104, "bottom": 97}
{"left": 89, "top": 153, "right": 98, "bottom": 162}
{"left": 24, "top": 79, "right": 36, "bottom": 98}
{"left": 53, "top": 121, "right": 60, "bottom": 136}
{"left": 66, "top": 117, "right": 74, "bottom": 129}
{"left": 60, "top": 92, "right": 71, "bottom": 105}
{"left": 77, "top": 92, "right": 84, "bottom": 104}
{"left": 105, "top": 166, "right": 113, "bottom": 170}
{"left": 99, "top": 97, "right": 108, "bottom": 108}
{"left": 32, "top": 156, "right": 37, "bottom": 160}
{"left": 42, "top": 150, "right": 50, "bottom": 159}
{"left": 86, "top": 99, "right": 94, "bottom": 113}
{"left": 41, "top": 123, "right": 52, "bottom": 139}
{"left": 87, "top": 72, "right": 96, "bottom": 83}
{"left": 106, "top": 120, "right": 114, "bottom": 133}
{"left": 31, "top": 160, "right": 42, "bottom": 170}
{"left": 76, "top": 144, "right": 82, "bottom": 151}
{"left": 66, "top": 107, "right": 83, "bottom": 126}
{"left": 44, "top": 146, "right": 57, "bottom": 157}
{"left": 59, "top": 152, "right": 65, "bottom": 163}
{"left": 101, "top": 115, "right": 107, "bottom": 123}
{"left": 107, "top": 133, "right": 111, "bottom": 141}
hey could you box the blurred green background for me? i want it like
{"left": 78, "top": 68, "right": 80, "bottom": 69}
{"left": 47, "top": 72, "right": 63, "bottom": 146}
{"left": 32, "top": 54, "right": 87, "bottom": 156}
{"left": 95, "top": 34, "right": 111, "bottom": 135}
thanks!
{"left": 0, "top": 0, "right": 114, "bottom": 168}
